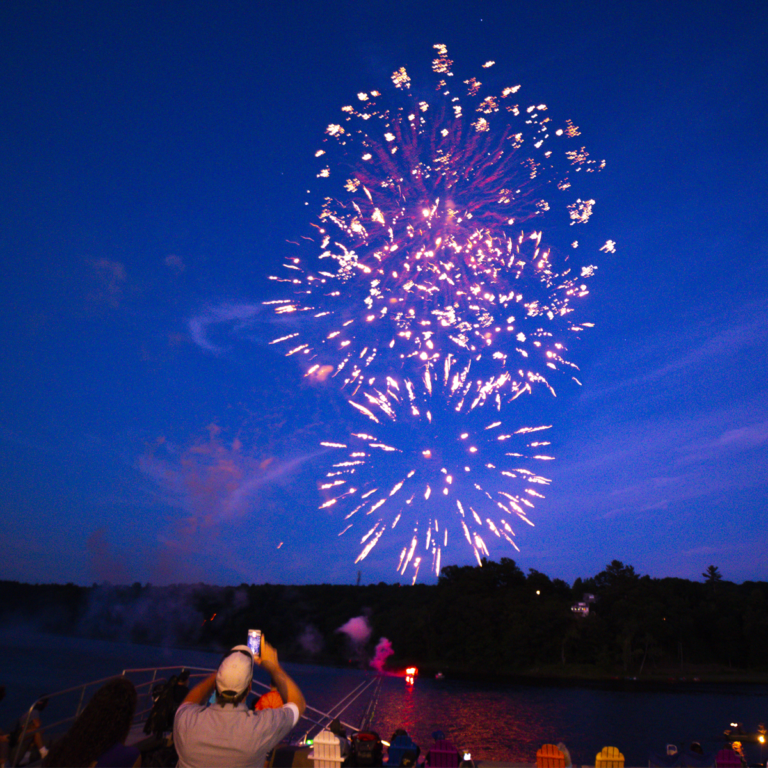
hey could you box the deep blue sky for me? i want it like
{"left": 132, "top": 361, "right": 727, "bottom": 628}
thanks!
{"left": 1, "top": 0, "right": 766, "bottom": 586}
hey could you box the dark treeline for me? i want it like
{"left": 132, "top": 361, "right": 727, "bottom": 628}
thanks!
{"left": 2, "top": 560, "right": 767, "bottom": 679}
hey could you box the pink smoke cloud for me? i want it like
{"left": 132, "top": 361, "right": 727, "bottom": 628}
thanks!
{"left": 370, "top": 637, "right": 394, "bottom": 672}
{"left": 337, "top": 616, "right": 372, "bottom": 644}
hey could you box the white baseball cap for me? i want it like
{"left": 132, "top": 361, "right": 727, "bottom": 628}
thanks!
{"left": 216, "top": 645, "right": 253, "bottom": 698}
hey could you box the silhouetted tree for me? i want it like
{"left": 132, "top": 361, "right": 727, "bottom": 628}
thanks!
{"left": 3, "top": 561, "right": 768, "bottom": 677}
{"left": 703, "top": 565, "right": 723, "bottom": 583}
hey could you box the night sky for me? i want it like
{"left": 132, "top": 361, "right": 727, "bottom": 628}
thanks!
{"left": 2, "top": 0, "right": 767, "bottom": 587}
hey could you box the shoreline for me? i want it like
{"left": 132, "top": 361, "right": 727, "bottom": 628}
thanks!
{"left": 410, "top": 664, "right": 768, "bottom": 688}
{"left": 6, "top": 626, "right": 768, "bottom": 688}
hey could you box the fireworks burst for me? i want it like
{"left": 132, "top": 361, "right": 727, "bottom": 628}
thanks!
{"left": 267, "top": 227, "right": 596, "bottom": 401}
{"left": 267, "top": 44, "right": 605, "bottom": 398}
{"left": 317, "top": 362, "right": 555, "bottom": 580}
{"left": 266, "top": 46, "right": 612, "bottom": 577}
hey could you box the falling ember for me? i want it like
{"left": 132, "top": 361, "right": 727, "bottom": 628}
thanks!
{"left": 264, "top": 45, "right": 612, "bottom": 579}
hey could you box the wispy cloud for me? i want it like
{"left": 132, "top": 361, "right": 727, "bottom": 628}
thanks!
{"left": 557, "top": 288, "right": 768, "bottom": 526}
{"left": 187, "top": 303, "right": 267, "bottom": 354}
{"left": 549, "top": 390, "right": 768, "bottom": 551}
{"left": 88, "top": 258, "right": 127, "bottom": 308}
{"left": 677, "top": 420, "right": 768, "bottom": 464}
{"left": 164, "top": 254, "right": 185, "bottom": 274}
{"left": 137, "top": 424, "right": 322, "bottom": 538}
{"left": 587, "top": 298, "right": 768, "bottom": 402}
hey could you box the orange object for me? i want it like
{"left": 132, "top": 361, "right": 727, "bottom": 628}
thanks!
{"left": 595, "top": 746, "right": 625, "bottom": 768}
{"left": 254, "top": 689, "right": 283, "bottom": 710}
{"left": 537, "top": 744, "right": 565, "bottom": 768}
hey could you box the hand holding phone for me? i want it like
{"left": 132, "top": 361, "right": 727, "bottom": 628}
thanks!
{"left": 247, "top": 629, "right": 262, "bottom": 658}
{"left": 257, "top": 638, "right": 279, "bottom": 672}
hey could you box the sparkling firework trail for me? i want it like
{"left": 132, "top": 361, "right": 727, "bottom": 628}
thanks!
{"left": 268, "top": 229, "right": 596, "bottom": 402}
{"left": 266, "top": 46, "right": 612, "bottom": 576}
{"left": 319, "top": 365, "right": 554, "bottom": 576}
{"left": 267, "top": 45, "right": 605, "bottom": 397}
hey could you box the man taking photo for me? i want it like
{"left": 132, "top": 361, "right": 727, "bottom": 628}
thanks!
{"left": 174, "top": 638, "right": 305, "bottom": 768}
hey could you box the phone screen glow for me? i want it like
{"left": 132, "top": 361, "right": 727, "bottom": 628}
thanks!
{"left": 247, "top": 629, "right": 261, "bottom": 656}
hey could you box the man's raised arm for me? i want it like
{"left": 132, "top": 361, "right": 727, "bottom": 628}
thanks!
{"left": 257, "top": 640, "right": 306, "bottom": 716}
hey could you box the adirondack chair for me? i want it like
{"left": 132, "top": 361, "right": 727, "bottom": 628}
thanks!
{"left": 537, "top": 744, "right": 566, "bottom": 768}
{"left": 596, "top": 746, "right": 625, "bottom": 768}
{"left": 715, "top": 749, "right": 742, "bottom": 768}
{"left": 309, "top": 729, "right": 346, "bottom": 768}
{"left": 426, "top": 739, "right": 461, "bottom": 767}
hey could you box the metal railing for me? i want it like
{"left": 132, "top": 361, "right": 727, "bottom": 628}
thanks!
{"left": 13, "top": 664, "right": 377, "bottom": 766}
{"left": 10, "top": 666, "right": 217, "bottom": 766}
{"left": 11, "top": 674, "right": 127, "bottom": 767}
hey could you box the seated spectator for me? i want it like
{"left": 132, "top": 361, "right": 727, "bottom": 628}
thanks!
{"left": 173, "top": 670, "right": 191, "bottom": 707}
{"left": 43, "top": 677, "right": 139, "bottom": 768}
{"left": 10, "top": 697, "right": 49, "bottom": 765}
{"left": 730, "top": 742, "right": 748, "bottom": 767}
{"left": 143, "top": 669, "right": 191, "bottom": 738}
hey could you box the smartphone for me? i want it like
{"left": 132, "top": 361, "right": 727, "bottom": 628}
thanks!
{"left": 247, "top": 629, "right": 262, "bottom": 657}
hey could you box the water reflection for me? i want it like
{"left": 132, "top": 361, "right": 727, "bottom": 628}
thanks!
{"left": 367, "top": 675, "right": 768, "bottom": 765}
{"left": 2, "top": 633, "right": 768, "bottom": 766}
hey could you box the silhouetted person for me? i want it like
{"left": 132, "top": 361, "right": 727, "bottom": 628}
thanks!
{"left": 43, "top": 678, "right": 139, "bottom": 768}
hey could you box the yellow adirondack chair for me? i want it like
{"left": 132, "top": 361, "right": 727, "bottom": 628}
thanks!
{"left": 596, "top": 746, "right": 625, "bottom": 768}
{"left": 537, "top": 744, "right": 566, "bottom": 768}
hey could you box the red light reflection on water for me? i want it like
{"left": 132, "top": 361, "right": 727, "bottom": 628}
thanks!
{"left": 366, "top": 677, "right": 768, "bottom": 766}
{"left": 369, "top": 675, "right": 555, "bottom": 763}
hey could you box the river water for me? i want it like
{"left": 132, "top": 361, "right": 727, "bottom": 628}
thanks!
{"left": 1, "top": 630, "right": 766, "bottom": 766}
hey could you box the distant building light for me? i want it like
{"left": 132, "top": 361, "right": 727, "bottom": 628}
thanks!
{"left": 571, "top": 602, "right": 590, "bottom": 616}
